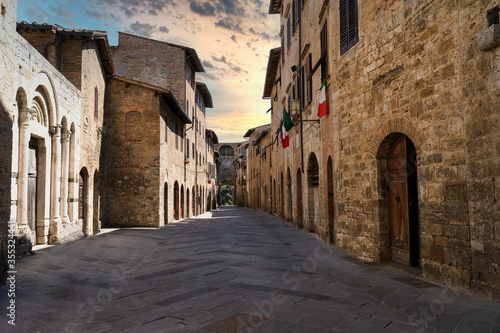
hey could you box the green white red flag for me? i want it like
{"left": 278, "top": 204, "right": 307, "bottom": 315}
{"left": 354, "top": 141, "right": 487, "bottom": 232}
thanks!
{"left": 317, "top": 81, "right": 327, "bottom": 118}
{"left": 281, "top": 108, "right": 294, "bottom": 149}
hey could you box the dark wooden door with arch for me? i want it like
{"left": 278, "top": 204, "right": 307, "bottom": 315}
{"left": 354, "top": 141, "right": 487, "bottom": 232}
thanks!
{"left": 387, "top": 135, "right": 420, "bottom": 267}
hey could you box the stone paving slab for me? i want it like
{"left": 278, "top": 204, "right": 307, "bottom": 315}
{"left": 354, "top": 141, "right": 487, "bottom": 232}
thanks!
{"left": 1, "top": 206, "right": 499, "bottom": 332}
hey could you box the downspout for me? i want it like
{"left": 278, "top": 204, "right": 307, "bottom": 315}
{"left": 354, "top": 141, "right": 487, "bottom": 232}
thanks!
{"left": 299, "top": 2, "right": 304, "bottom": 173}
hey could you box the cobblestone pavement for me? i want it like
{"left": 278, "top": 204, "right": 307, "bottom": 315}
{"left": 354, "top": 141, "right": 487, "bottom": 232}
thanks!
{"left": 1, "top": 206, "right": 500, "bottom": 333}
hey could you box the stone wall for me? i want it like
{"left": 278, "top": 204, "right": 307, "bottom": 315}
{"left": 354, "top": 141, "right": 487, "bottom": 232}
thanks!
{"left": 263, "top": 0, "right": 500, "bottom": 300}
{"left": 103, "top": 79, "right": 161, "bottom": 227}
{"left": 79, "top": 41, "right": 107, "bottom": 235}
{"left": 0, "top": 0, "right": 17, "bottom": 285}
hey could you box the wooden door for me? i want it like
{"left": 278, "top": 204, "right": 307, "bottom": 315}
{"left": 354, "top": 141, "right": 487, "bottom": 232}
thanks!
{"left": 387, "top": 136, "right": 410, "bottom": 265}
{"left": 28, "top": 141, "right": 37, "bottom": 232}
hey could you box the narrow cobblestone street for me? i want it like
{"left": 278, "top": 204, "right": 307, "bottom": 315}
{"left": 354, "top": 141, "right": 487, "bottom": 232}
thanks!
{"left": 1, "top": 206, "right": 499, "bottom": 333}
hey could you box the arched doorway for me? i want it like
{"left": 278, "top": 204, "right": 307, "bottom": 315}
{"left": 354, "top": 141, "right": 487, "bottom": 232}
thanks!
{"left": 164, "top": 182, "right": 168, "bottom": 224}
{"left": 287, "top": 168, "right": 292, "bottom": 221}
{"left": 180, "top": 185, "right": 185, "bottom": 218}
{"left": 280, "top": 172, "right": 284, "bottom": 218}
{"left": 264, "top": 185, "right": 268, "bottom": 212}
{"left": 384, "top": 134, "right": 420, "bottom": 267}
{"left": 186, "top": 188, "right": 190, "bottom": 217}
{"left": 174, "top": 181, "right": 179, "bottom": 220}
{"left": 207, "top": 192, "right": 212, "bottom": 211}
{"left": 296, "top": 168, "right": 303, "bottom": 228}
{"left": 269, "top": 176, "right": 273, "bottom": 214}
{"left": 307, "top": 153, "right": 319, "bottom": 232}
{"left": 192, "top": 186, "right": 195, "bottom": 216}
{"left": 327, "top": 156, "right": 335, "bottom": 244}
{"left": 273, "top": 179, "right": 276, "bottom": 216}
{"left": 93, "top": 170, "right": 100, "bottom": 234}
{"left": 79, "top": 168, "right": 90, "bottom": 235}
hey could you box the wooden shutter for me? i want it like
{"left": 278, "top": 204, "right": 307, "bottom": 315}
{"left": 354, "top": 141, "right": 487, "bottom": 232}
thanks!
{"left": 320, "top": 21, "right": 328, "bottom": 82}
{"left": 287, "top": 17, "right": 291, "bottom": 47}
{"left": 340, "top": 0, "right": 359, "bottom": 54}
{"left": 307, "top": 53, "right": 312, "bottom": 104}
{"left": 281, "top": 37, "right": 284, "bottom": 63}
{"left": 292, "top": 1, "right": 296, "bottom": 34}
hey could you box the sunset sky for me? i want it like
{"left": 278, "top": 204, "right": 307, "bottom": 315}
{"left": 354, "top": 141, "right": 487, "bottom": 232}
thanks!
{"left": 16, "top": 0, "right": 279, "bottom": 142}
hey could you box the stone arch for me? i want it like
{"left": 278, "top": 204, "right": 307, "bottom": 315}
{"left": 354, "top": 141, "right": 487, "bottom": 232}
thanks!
{"left": 307, "top": 153, "right": 319, "bottom": 232}
{"left": 125, "top": 111, "right": 142, "bottom": 141}
{"left": 368, "top": 117, "right": 425, "bottom": 159}
{"left": 280, "top": 171, "right": 284, "bottom": 219}
{"left": 68, "top": 123, "right": 77, "bottom": 221}
{"left": 376, "top": 133, "right": 420, "bottom": 266}
{"left": 59, "top": 117, "right": 69, "bottom": 222}
{"left": 32, "top": 71, "right": 58, "bottom": 128}
{"left": 219, "top": 145, "right": 234, "bottom": 156}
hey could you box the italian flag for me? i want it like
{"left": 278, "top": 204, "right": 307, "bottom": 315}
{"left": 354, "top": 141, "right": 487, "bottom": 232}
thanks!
{"left": 318, "top": 81, "right": 327, "bottom": 118}
{"left": 281, "top": 108, "right": 294, "bottom": 149}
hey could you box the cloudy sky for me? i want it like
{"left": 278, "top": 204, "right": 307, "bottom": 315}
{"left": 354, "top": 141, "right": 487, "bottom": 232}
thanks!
{"left": 17, "top": 0, "right": 280, "bottom": 142}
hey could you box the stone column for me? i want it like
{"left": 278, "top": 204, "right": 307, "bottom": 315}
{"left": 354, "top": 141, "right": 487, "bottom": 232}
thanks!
{"left": 16, "top": 110, "right": 30, "bottom": 234}
{"left": 49, "top": 125, "right": 61, "bottom": 243}
{"left": 60, "top": 128, "right": 70, "bottom": 223}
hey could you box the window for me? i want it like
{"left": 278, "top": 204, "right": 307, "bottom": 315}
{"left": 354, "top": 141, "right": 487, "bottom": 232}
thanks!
{"left": 287, "top": 16, "right": 291, "bottom": 48}
{"left": 339, "top": 0, "right": 359, "bottom": 55}
{"left": 292, "top": 0, "right": 296, "bottom": 34}
{"left": 281, "top": 36, "right": 284, "bottom": 63}
{"left": 302, "top": 53, "right": 312, "bottom": 106}
{"left": 186, "top": 100, "right": 189, "bottom": 118}
{"left": 94, "top": 87, "right": 98, "bottom": 120}
{"left": 320, "top": 21, "right": 328, "bottom": 82}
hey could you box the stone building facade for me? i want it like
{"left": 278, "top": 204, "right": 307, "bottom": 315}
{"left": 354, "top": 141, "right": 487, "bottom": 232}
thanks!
{"left": 244, "top": 124, "right": 272, "bottom": 211}
{"left": 0, "top": 0, "right": 218, "bottom": 283}
{"left": 260, "top": 0, "right": 500, "bottom": 300}
{"left": 104, "top": 32, "right": 215, "bottom": 226}
{"left": 234, "top": 142, "right": 249, "bottom": 207}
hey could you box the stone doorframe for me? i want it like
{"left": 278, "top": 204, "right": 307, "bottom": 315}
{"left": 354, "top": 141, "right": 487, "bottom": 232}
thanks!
{"left": 367, "top": 118, "right": 426, "bottom": 262}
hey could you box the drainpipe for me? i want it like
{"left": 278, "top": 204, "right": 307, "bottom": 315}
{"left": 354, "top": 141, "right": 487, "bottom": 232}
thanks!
{"left": 299, "top": 2, "right": 304, "bottom": 173}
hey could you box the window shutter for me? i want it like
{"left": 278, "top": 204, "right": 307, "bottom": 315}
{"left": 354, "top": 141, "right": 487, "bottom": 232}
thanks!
{"left": 348, "top": 0, "right": 359, "bottom": 47}
{"left": 320, "top": 21, "right": 328, "bottom": 82}
{"left": 340, "top": 0, "right": 358, "bottom": 54}
{"left": 281, "top": 37, "right": 284, "bottom": 63}
{"left": 287, "top": 17, "right": 291, "bottom": 47}
{"left": 292, "top": 1, "right": 296, "bottom": 34}
{"left": 307, "top": 53, "right": 312, "bottom": 103}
